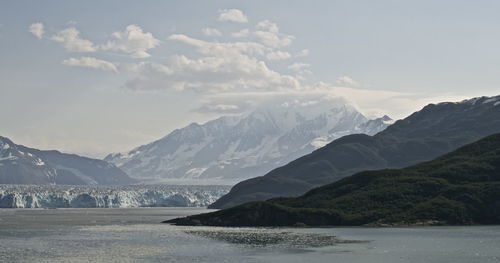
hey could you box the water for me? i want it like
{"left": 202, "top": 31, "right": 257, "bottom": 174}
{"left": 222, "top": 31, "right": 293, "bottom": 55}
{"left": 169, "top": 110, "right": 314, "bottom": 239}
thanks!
{"left": 0, "top": 208, "right": 499, "bottom": 263}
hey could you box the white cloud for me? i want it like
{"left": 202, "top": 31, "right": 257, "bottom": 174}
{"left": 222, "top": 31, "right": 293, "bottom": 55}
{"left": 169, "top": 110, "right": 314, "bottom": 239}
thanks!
{"left": 288, "top": 63, "right": 312, "bottom": 80}
{"left": 62, "top": 57, "right": 118, "bottom": 73}
{"left": 101, "top": 25, "right": 160, "bottom": 58}
{"left": 288, "top": 62, "right": 310, "bottom": 72}
{"left": 196, "top": 103, "right": 241, "bottom": 113}
{"left": 197, "top": 92, "right": 335, "bottom": 114}
{"left": 254, "top": 20, "right": 295, "bottom": 48}
{"left": 29, "top": 23, "right": 45, "bottom": 39}
{"left": 231, "top": 29, "right": 249, "bottom": 38}
{"left": 123, "top": 34, "right": 300, "bottom": 92}
{"left": 202, "top": 27, "right": 222, "bottom": 37}
{"left": 168, "top": 34, "right": 268, "bottom": 57}
{"left": 218, "top": 9, "right": 248, "bottom": 23}
{"left": 336, "top": 76, "right": 359, "bottom": 87}
{"left": 296, "top": 49, "right": 309, "bottom": 57}
{"left": 51, "top": 27, "right": 97, "bottom": 52}
{"left": 212, "top": 104, "right": 239, "bottom": 111}
{"left": 266, "top": 50, "right": 291, "bottom": 60}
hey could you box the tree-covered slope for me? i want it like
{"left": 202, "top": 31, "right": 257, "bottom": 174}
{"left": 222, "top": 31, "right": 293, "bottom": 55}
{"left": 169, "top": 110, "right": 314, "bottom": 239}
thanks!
{"left": 210, "top": 96, "right": 500, "bottom": 209}
{"left": 168, "top": 133, "right": 500, "bottom": 226}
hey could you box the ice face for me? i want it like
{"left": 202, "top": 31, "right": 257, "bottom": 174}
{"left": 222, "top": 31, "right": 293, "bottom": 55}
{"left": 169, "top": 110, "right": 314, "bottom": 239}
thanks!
{"left": 0, "top": 184, "right": 230, "bottom": 208}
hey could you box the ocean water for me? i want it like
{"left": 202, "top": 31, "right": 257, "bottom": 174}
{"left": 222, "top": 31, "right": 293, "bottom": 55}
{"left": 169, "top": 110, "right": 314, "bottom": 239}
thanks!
{"left": 0, "top": 208, "right": 499, "bottom": 263}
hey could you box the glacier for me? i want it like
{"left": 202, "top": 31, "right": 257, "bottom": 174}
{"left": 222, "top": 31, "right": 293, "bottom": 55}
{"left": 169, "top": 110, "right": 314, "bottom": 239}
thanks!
{"left": 0, "top": 184, "right": 230, "bottom": 208}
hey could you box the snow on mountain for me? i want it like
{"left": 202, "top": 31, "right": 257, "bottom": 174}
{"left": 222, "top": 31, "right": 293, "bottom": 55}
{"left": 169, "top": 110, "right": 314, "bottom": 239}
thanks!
{"left": 105, "top": 97, "right": 393, "bottom": 185}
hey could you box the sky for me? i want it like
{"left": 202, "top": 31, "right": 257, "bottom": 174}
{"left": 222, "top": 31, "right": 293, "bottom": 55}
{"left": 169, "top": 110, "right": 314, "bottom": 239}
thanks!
{"left": 1, "top": 0, "right": 499, "bottom": 158}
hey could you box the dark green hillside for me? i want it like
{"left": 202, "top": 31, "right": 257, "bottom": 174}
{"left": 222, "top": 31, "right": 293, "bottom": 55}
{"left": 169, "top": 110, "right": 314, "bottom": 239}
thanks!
{"left": 168, "top": 133, "right": 500, "bottom": 226}
{"left": 211, "top": 96, "right": 500, "bottom": 209}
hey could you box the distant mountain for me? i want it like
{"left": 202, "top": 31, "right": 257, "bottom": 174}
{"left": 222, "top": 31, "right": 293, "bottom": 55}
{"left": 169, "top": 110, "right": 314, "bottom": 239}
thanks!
{"left": 105, "top": 97, "right": 392, "bottom": 185}
{"left": 0, "top": 136, "right": 135, "bottom": 185}
{"left": 167, "top": 132, "right": 500, "bottom": 226}
{"left": 210, "top": 95, "right": 500, "bottom": 209}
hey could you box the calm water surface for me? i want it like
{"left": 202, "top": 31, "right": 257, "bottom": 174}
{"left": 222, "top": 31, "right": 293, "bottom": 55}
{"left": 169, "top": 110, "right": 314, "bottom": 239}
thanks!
{"left": 0, "top": 208, "right": 499, "bottom": 262}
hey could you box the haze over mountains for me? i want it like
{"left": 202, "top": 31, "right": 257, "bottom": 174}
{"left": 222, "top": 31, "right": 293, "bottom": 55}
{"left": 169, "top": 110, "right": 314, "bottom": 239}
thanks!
{"left": 210, "top": 95, "right": 500, "bottom": 209}
{"left": 0, "top": 136, "right": 135, "bottom": 185}
{"left": 105, "top": 97, "right": 393, "bottom": 185}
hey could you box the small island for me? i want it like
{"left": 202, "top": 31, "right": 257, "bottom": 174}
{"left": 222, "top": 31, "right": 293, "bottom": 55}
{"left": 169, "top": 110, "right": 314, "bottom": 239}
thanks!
{"left": 166, "top": 133, "right": 500, "bottom": 227}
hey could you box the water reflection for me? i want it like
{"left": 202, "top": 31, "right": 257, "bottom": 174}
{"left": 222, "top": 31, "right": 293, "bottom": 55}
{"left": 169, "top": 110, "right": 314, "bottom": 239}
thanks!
{"left": 184, "top": 227, "right": 359, "bottom": 248}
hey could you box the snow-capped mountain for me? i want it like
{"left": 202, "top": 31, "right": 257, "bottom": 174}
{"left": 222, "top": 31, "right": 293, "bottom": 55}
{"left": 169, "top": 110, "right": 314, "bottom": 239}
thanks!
{"left": 0, "top": 136, "right": 135, "bottom": 185}
{"left": 105, "top": 97, "right": 393, "bottom": 185}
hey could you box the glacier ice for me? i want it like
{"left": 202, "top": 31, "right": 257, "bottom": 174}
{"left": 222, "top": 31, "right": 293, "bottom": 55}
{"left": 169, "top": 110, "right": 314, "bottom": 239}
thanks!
{"left": 0, "top": 184, "right": 230, "bottom": 208}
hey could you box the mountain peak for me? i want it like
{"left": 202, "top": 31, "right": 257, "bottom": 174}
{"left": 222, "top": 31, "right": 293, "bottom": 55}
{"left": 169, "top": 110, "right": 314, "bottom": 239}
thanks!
{"left": 105, "top": 96, "right": 391, "bottom": 185}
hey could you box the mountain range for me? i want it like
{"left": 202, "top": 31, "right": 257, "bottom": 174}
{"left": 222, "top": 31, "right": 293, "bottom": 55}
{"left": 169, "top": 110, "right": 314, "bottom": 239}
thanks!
{"left": 0, "top": 136, "right": 135, "bottom": 185}
{"left": 210, "top": 95, "right": 500, "bottom": 209}
{"left": 167, "top": 132, "right": 500, "bottom": 226}
{"left": 105, "top": 97, "right": 392, "bottom": 185}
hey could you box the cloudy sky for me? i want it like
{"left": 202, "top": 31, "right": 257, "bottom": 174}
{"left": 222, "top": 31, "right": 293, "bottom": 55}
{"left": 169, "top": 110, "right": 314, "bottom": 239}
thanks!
{"left": 1, "top": 0, "right": 499, "bottom": 157}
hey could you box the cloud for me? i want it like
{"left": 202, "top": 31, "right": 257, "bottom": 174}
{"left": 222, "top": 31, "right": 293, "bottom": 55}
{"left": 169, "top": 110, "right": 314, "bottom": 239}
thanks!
{"left": 169, "top": 34, "right": 268, "bottom": 56}
{"left": 231, "top": 29, "right": 249, "bottom": 38}
{"left": 63, "top": 57, "right": 118, "bottom": 73}
{"left": 336, "top": 76, "right": 359, "bottom": 87}
{"left": 266, "top": 50, "right": 291, "bottom": 60}
{"left": 218, "top": 9, "right": 248, "bottom": 23}
{"left": 101, "top": 25, "right": 160, "bottom": 58}
{"left": 29, "top": 23, "right": 45, "bottom": 39}
{"left": 196, "top": 83, "right": 471, "bottom": 120}
{"left": 287, "top": 63, "right": 312, "bottom": 80}
{"left": 202, "top": 27, "right": 222, "bottom": 37}
{"left": 51, "top": 27, "right": 97, "bottom": 52}
{"left": 196, "top": 92, "right": 333, "bottom": 114}
{"left": 195, "top": 103, "right": 241, "bottom": 114}
{"left": 288, "top": 62, "right": 310, "bottom": 72}
{"left": 254, "top": 20, "right": 295, "bottom": 48}
{"left": 122, "top": 34, "right": 300, "bottom": 92}
{"left": 296, "top": 49, "right": 309, "bottom": 57}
